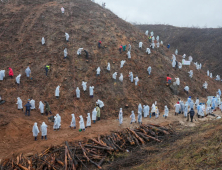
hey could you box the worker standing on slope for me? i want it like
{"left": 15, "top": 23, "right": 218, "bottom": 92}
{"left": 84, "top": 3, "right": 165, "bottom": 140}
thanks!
{"left": 45, "top": 65, "right": 50, "bottom": 76}
{"left": 45, "top": 101, "right": 52, "bottom": 115}
{"left": 119, "top": 45, "right": 123, "bottom": 54}
{"left": 130, "top": 111, "right": 136, "bottom": 124}
{"left": 98, "top": 41, "right": 102, "bottom": 48}
{"left": 174, "top": 102, "right": 180, "bottom": 116}
{"left": 24, "top": 99, "right": 32, "bottom": 116}
{"left": 166, "top": 74, "right": 172, "bottom": 85}
{"left": 41, "top": 122, "right": 48, "bottom": 140}
{"left": 70, "top": 114, "right": 76, "bottom": 129}
{"left": 96, "top": 105, "right": 101, "bottom": 120}
{"left": 32, "top": 122, "right": 39, "bottom": 141}
{"left": 188, "top": 108, "right": 195, "bottom": 122}
{"left": 8, "top": 67, "right": 13, "bottom": 78}
{"left": 119, "top": 108, "right": 123, "bottom": 125}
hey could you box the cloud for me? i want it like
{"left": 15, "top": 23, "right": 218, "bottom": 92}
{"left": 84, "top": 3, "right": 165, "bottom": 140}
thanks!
{"left": 95, "top": 0, "right": 222, "bottom": 28}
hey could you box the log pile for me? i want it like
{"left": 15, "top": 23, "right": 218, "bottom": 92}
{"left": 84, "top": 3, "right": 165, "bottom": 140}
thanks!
{"left": 0, "top": 124, "right": 173, "bottom": 170}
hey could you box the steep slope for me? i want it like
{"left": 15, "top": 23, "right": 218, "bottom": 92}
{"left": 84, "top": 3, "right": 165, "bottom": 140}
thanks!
{"left": 0, "top": 0, "right": 221, "bottom": 159}
{"left": 136, "top": 24, "right": 222, "bottom": 75}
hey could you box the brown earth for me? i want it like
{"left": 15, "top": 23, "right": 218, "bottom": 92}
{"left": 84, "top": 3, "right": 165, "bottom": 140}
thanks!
{"left": 0, "top": 0, "right": 221, "bottom": 161}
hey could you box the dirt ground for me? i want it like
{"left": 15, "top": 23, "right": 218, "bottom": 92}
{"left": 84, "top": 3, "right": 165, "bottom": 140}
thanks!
{"left": 0, "top": 104, "right": 221, "bottom": 160}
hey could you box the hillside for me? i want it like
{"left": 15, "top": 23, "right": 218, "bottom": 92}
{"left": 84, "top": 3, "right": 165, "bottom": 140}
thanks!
{"left": 136, "top": 24, "right": 222, "bottom": 75}
{"left": 0, "top": 0, "right": 221, "bottom": 160}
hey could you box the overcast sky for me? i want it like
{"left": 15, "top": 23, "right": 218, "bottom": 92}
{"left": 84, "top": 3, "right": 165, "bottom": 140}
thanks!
{"left": 95, "top": 0, "right": 222, "bottom": 28}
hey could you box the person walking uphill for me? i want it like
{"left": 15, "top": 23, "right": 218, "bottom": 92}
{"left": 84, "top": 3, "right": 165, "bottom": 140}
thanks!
{"left": 96, "top": 105, "right": 101, "bottom": 121}
{"left": 188, "top": 108, "right": 195, "bottom": 122}
{"left": 8, "top": 67, "right": 13, "bottom": 78}
{"left": 24, "top": 100, "right": 32, "bottom": 116}
{"left": 32, "top": 122, "right": 39, "bottom": 141}
{"left": 45, "top": 101, "right": 52, "bottom": 115}
{"left": 45, "top": 65, "right": 50, "bottom": 76}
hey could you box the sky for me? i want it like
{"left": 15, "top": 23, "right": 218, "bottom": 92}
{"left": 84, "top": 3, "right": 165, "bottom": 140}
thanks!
{"left": 95, "top": 0, "right": 222, "bottom": 28}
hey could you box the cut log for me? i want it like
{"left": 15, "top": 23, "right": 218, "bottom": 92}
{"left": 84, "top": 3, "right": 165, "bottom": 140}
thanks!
{"left": 84, "top": 145, "right": 114, "bottom": 151}
{"left": 65, "top": 145, "right": 68, "bottom": 170}
{"left": 127, "top": 128, "right": 145, "bottom": 145}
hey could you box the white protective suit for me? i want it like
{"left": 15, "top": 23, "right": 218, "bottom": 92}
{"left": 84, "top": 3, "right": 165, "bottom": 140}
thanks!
{"left": 174, "top": 103, "right": 180, "bottom": 113}
{"left": 76, "top": 87, "right": 80, "bottom": 98}
{"left": 156, "top": 36, "right": 159, "bottom": 42}
{"left": 151, "top": 104, "right": 155, "bottom": 113}
{"left": 134, "top": 76, "right": 139, "bottom": 86}
{"left": 161, "top": 41, "right": 163, "bottom": 45}
{"left": 198, "top": 105, "right": 204, "bottom": 116}
{"left": 64, "top": 48, "right": 68, "bottom": 58}
{"left": 146, "top": 48, "right": 151, "bottom": 54}
{"left": 175, "top": 49, "right": 178, "bottom": 55}
{"left": 107, "top": 63, "right": 110, "bottom": 71}
{"left": 16, "top": 97, "right": 23, "bottom": 109}
{"left": 172, "top": 60, "right": 176, "bottom": 68}
{"left": 207, "top": 70, "right": 209, "bottom": 76}
{"left": 79, "top": 116, "right": 85, "bottom": 129}
{"left": 112, "top": 72, "right": 117, "bottom": 80}
{"left": 199, "top": 63, "right": 202, "bottom": 69}
{"left": 32, "top": 123, "right": 39, "bottom": 137}
{"left": 96, "top": 67, "right": 101, "bottom": 75}
{"left": 41, "top": 122, "right": 47, "bottom": 136}
{"left": 188, "top": 70, "right": 193, "bottom": 78}
{"left": 119, "top": 108, "right": 123, "bottom": 125}
{"left": 16, "top": 74, "right": 21, "bottom": 84}
{"left": 30, "top": 99, "right": 35, "bottom": 109}
{"left": 210, "top": 73, "right": 212, "bottom": 78}
{"left": 96, "top": 99, "right": 104, "bottom": 108}
{"left": 189, "top": 56, "right": 193, "bottom": 62}
{"left": 0, "top": 70, "right": 5, "bottom": 80}
{"left": 151, "top": 42, "right": 155, "bottom": 49}
{"left": 138, "top": 112, "right": 142, "bottom": 123}
{"left": 152, "top": 36, "right": 155, "bottom": 42}
{"left": 53, "top": 116, "right": 59, "bottom": 130}
{"left": 172, "top": 54, "right": 176, "bottom": 61}
{"left": 129, "top": 72, "right": 133, "bottom": 82}
{"left": 143, "top": 105, "right": 149, "bottom": 117}
{"left": 89, "top": 86, "right": 94, "bottom": 96}
{"left": 203, "top": 81, "right": 208, "bottom": 89}
{"left": 92, "top": 108, "right": 97, "bottom": 121}
{"left": 164, "top": 106, "right": 169, "bottom": 117}
{"left": 150, "top": 31, "right": 154, "bottom": 36}
{"left": 182, "top": 54, "right": 186, "bottom": 59}
{"left": 130, "top": 111, "right": 136, "bottom": 123}
{"left": 82, "top": 81, "right": 87, "bottom": 91}
{"left": 127, "top": 51, "right": 131, "bottom": 59}
{"left": 119, "top": 73, "right": 123, "bottom": 82}
{"left": 61, "top": 7, "right": 65, "bottom": 13}
{"left": 175, "top": 77, "right": 180, "bottom": 86}
{"left": 184, "top": 103, "right": 188, "bottom": 117}
{"left": 178, "top": 62, "right": 182, "bottom": 69}
{"left": 145, "top": 30, "right": 149, "bottom": 35}
{"left": 39, "top": 101, "right": 44, "bottom": 114}
{"left": 138, "top": 103, "right": 142, "bottom": 114}
{"left": 128, "top": 44, "right": 131, "bottom": 52}
{"left": 86, "top": 113, "right": 91, "bottom": 127}
{"left": 184, "top": 86, "right": 189, "bottom": 92}
{"left": 41, "top": 37, "right": 45, "bottom": 45}
{"left": 120, "top": 60, "right": 126, "bottom": 68}
{"left": 55, "top": 86, "right": 60, "bottom": 97}
{"left": 195, "top": 99, "right": 199, "bottom": 107}
{"left": 65, "top": 33, "right": 69, "bottom": 41}
{"left": 147, "top": 66, "right": 151, "bottom": 75}
{"left": 70, "top": 114, "right": 76, "bottom": 127}
{"left": 56, "top": 113, "right": 61, "bottom": 127}
{"left": 139, "top": 42, "right": 143, "bottom": 48}
{"left": 216, "top": 75, "right": 220, "bottom": 81}
{"left": 156, "top": 42, "right": 160, "bottom": 48}
{"left": 77, "top": 48, "right": 83, "bottom": 55}
{"left": 25, "top": 67, "right": 31, "bottom": 77}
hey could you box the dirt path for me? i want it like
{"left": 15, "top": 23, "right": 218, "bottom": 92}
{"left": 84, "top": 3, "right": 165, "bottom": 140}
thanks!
{"left": 0, "top": 107, "right": 221, "bottom": 159}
